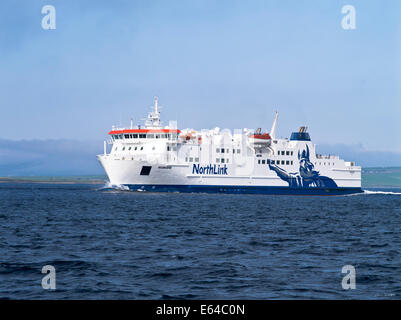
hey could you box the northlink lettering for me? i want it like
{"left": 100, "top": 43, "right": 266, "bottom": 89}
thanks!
{"left": 192, "top": 164, "right": 228, "bottom": 175}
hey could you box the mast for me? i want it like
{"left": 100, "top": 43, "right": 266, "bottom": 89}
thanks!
{"left": 145, "top": 96, "right": 162, "bottom": 128}
{"left": 270, "top": 111, "right": 278, "bottom": 139}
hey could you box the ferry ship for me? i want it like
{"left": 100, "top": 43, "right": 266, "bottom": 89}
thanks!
{"left": 97, "top": 98, "right": 362, "bottom": 195}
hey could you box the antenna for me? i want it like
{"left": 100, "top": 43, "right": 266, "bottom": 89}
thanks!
{"left": 154, "top": 96, "right": 159, "bottom": 114}
{"left": 270, "top": 111, "right": 279, "bottom": 139}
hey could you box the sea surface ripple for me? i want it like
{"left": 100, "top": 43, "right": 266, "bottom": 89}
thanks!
{"left": 1, "top": 183, "right": 401, "bottom": 299}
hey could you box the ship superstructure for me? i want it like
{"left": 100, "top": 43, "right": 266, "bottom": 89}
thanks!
{"left": 97, "top": 98, "right": 362, "bottom": 195}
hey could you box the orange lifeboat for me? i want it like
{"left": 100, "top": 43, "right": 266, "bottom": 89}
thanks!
{"left": 249, "top": 129, "right": 271, "bottom": 146}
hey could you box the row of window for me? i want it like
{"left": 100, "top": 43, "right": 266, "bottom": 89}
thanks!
{"left": 216, "top": 148, "right": 241, "bottom": 154}
{"left": 277, "top": 150, "right": 294, "bottom": 156}
{"left": 115, "top": 146, "right": 144, "bottom": 152}
{"left": 185, "top": 157, "right": 231, "bottom": 164}
{"left": 115, "top": 145, "right": 181, "bottom": 152}
{"left": 257, "top": 159, "right": 336, "bottom": 166}
{"left": 113, "top": 133, "right": 179, "bottom": 140}
{"left": 259, "top": 159, "right": 294, "bottom": 165}
{"left": 316, "top": 162, "right": 336, "bottom": 166}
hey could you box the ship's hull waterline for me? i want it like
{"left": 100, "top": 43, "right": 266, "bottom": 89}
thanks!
{"left": 123, "top": 184, "right": 362, "bottom": 196}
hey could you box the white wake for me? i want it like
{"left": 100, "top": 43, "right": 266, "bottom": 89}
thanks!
{"left": 99, "top": 181, "right": 130, "bottom": 191}
{"left": 363, "top": 190, "right": 401, "bottom": 195}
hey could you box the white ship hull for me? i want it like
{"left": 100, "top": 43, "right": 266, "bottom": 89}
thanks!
{"left": 98, "top": 156, "right": 361, "bottom": 195}
{"left": 97, "top": 98, "right": 362, "bottom": 196}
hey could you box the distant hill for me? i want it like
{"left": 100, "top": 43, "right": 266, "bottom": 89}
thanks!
{"left": 0, "top": 139, "right": 104, "bottom": 176}
{"left": 0, "top": 139, "right": 400, "bottom": 176}
{"left": 316, "top": 143, "right": 401, "bottom": 168}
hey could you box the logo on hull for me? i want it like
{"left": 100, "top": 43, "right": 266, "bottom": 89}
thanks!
{"left": 269, "top": 145, "right": 338, "bottom": 188}
{"left": 192, "top": 164, "right": 228, "bottom": 175}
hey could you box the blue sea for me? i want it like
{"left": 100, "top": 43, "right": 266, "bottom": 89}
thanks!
{"left": 1, "top": 169, "right": 401, "bottom": 299}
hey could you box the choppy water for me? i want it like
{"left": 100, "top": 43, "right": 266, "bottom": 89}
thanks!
{"left": 1, "top": 182, "right": 401, "bottom": 299}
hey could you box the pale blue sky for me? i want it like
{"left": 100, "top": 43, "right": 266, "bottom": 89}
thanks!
{"left": 1, "top": 0, "right": 400, "bottom": 153}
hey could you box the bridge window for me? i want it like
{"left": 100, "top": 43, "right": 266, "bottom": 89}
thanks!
{"left": 139, "top": 134, "right": 146, "bottom": 138}
{"left": 147, "top": 134, "right": 154, "bottom": 139}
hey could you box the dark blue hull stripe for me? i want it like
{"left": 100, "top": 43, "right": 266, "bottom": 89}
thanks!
{"left": 124, "top": 184, "right": 362, "bottom": 195}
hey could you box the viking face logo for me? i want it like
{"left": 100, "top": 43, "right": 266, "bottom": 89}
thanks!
{"left": 268, "top": 144, "right": 338, "bottom": 188}
{"left": 298, "top": 145, "right": 319, "bottom": 179}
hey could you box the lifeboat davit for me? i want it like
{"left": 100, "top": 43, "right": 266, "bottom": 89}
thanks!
{"left": 179, "top": 131, "right": 198, "bottom": 142}
{"left": 179, "top": 133, "right": 192, "bottom": 141}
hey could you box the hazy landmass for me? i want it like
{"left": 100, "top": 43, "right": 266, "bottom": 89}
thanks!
{"left": 0, "top": 139, "right": 400, "bottom": 187}
{"left": 0, "top": 175, "right": 106, "bottom": 184}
